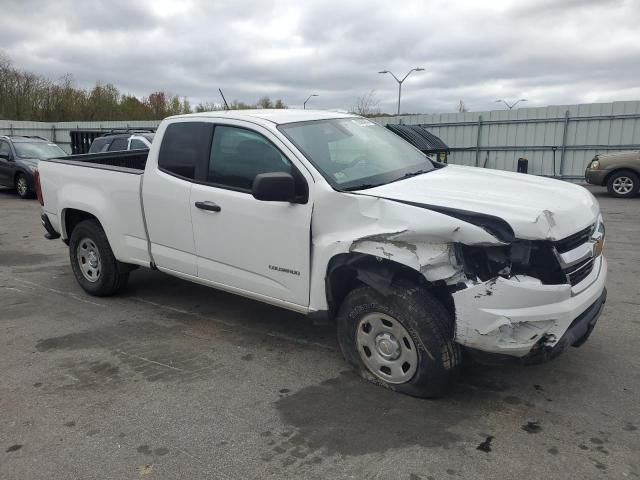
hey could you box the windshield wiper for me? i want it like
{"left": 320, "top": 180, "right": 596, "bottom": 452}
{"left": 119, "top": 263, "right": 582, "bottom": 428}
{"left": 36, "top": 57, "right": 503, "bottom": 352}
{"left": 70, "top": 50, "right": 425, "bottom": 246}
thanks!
{"left": 399, "top": 168, "right": 432, "bottom": 180}
{"left": 342, "top": 183, "right": 378, "bottom": 191}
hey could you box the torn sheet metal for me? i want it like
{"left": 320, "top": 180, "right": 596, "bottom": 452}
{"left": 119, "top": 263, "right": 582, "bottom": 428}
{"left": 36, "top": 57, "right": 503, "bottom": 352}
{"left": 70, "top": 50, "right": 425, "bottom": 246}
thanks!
{"left": 308, "top": 188, "right": 504, "bottom": 311}
{"left": 452, "top": 256, "right": 607, "bottom": 357}
{"left": 348, "top": 234, "right": 460, "bottom": 282}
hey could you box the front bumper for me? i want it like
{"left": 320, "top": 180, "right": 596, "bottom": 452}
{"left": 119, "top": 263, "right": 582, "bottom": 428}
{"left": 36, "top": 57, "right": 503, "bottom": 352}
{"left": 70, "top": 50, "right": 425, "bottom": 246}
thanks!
{"left": 452, "top": 255, "right": 607, "bottom": 358}
{"left": 585, "top": 168, "right": 607, "bottom": 186}
{"left": 522, "top": 287, "right": 606, "bottom": 363}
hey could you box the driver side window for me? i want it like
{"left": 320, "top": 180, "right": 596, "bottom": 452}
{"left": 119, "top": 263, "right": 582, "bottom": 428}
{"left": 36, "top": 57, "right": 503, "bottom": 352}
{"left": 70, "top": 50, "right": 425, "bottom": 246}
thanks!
{"left": 207, "top": 126, "right": 292, "bottom": 191}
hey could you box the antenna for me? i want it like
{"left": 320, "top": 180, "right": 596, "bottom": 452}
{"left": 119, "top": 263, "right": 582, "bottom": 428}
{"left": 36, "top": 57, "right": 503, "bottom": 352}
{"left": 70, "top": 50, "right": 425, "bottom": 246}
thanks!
{"left": 218, "top": 88, "right": 230, "bottom": 110}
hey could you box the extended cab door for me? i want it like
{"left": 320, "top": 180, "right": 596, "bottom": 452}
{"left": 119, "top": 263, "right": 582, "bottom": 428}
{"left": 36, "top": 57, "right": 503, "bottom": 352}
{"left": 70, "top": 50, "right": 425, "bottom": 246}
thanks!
{"left": 190, "top": 123, "right": 313, "bottom": 308}
{"left": 142, "top": 122, "right": 214, "bottom": 276}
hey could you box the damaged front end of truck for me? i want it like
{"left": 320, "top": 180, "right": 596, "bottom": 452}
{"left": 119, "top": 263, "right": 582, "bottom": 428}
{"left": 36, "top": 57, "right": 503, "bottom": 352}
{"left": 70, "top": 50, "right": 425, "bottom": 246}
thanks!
{"left": 452, "top": 218, "right": 607, "bottom": 362}
{"left": 314, "top": 190, "right": 607, "bottom": 363}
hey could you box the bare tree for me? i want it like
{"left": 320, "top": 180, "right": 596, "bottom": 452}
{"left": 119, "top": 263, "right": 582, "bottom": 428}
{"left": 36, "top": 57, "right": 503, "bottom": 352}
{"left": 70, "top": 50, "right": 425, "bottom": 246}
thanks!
{"left": 0, "top": 52, "right": 287, "bottom": 121}
{"left": 256, "top": 96, "right": 273, "bottom": 109}
{"left": 457, "top": 100, "right": 468, "bottom": 113}
{"left": 351, "top": 90, "right": 381, "bottom": 117}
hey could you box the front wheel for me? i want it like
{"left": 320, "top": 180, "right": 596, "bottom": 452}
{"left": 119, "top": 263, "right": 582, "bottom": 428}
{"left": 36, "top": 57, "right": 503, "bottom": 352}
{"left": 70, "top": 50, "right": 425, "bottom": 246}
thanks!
{"left": 336, "top": 282, "right": 461, "bottom": 398}
{"left": 15, "top": 173, "right": 32, "bottom": 199}
{"left": 606, "top": 170, "right": 639, "bottom": 198}
{"left": 69, "top": 220, "right": 129, "bottom": 296}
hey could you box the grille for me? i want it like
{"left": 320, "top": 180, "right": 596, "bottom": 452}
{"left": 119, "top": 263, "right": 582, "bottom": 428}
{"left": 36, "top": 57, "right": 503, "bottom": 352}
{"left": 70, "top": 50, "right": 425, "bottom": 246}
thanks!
{"left": 565, "top": 257, "right": 595, "bottom": 286}
{"left": 554, "top": 224, "right": 594, "bottom": 253}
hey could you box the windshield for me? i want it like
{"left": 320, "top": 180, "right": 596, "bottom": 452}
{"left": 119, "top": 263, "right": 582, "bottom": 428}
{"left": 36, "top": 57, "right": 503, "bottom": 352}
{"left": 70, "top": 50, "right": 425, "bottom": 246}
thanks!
{"left": 278, "top": 118, "right": 434, "bottom": 190}
{"left": 14, "top": 142, "right": 66, "bottom": 159}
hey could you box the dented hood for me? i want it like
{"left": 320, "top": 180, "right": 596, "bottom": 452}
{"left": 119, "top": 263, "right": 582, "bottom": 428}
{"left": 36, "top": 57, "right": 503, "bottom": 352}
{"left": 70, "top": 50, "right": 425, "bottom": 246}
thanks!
{"left": 358, "top": 165, "right": 599, "bottom": 241}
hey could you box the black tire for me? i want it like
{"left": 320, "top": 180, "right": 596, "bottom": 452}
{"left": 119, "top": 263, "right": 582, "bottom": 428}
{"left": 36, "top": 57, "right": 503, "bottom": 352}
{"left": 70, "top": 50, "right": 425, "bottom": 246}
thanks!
{"left": 15, "top": 173, "right": 33, "bottom": 199}
{"left": 606, "top": 170, "right": 639, "bottom": 198}
{"left": 336, "top": 281, "right": 461, "bottom": 398}
{"left": 68, "top": 219, "right": 129, "bottom": 296}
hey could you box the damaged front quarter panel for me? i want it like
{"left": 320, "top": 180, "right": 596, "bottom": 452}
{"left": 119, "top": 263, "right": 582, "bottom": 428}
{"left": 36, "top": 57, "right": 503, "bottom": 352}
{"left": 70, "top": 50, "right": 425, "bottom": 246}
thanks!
{"left": 348, "top": 233, "right": 461, "bottom": 283}
{"left": 309, "top": 189, "right": 506, "bottom": 312}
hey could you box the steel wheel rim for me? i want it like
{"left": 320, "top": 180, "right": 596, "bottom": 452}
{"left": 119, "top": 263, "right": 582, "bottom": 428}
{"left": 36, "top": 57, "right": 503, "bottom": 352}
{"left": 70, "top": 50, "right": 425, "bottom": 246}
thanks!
{"left": 356, "top": 312, "right": 418, "bottom": 384}
{"left": 16, "top": 176, "right": 27, "bottom": 196}
{"left": 77, "top": 238, "right": 102, "bottom": 283}
{"left": 613, "top": 176, "right": 633, "bottom": 194}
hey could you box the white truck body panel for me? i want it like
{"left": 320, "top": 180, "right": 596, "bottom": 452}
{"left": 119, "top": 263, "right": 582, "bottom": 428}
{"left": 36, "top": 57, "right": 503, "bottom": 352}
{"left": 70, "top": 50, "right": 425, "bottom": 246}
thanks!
{"left": 38, "top": 109, "right": 608, "bottom": 359}
{"left": 39, "top": 161, "right": 150, "bottom": 266}
{"left": 363, "top": 164, "right": 599, "bottom": 241}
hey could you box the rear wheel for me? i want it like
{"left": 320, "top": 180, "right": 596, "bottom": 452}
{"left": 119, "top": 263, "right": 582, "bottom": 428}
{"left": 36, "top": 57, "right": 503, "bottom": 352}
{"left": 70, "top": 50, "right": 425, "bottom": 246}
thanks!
{"left": 606, "top": 170, "right": 639, "bottom": 198}
{"left": 15, "top": 173, "right": 32, "bottom": 199}
{"left": 69, "top": 220, "right": 129, "bottom": 296}
{"left": 336, "top": 282, "right": 461, "bottom": 398}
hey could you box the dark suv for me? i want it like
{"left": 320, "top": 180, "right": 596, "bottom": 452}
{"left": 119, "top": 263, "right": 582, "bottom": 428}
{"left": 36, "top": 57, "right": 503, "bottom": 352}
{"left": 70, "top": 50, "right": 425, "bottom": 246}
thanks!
{"left": 0, "top": 136, "right": 66, "bottom": 198}
{"left": 88, "top": 130, "right": 154, "bottom": 153}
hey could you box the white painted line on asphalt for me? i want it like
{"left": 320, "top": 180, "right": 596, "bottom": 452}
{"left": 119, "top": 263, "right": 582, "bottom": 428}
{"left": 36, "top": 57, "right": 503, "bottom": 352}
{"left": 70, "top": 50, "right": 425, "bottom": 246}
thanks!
{"left": 115, "top": 349, "right": 186, "bottom": 372}
{"left": 1, "top": 286, "right": 25, "bottom": 293}
{"left": 12, "top": 277, "right": 107, "bottom": 307}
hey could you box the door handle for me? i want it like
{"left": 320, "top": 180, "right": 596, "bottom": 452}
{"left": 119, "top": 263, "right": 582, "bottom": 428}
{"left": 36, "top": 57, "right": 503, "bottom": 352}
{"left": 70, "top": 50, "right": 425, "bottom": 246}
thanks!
{"left": 195, "top": 201, "right": 221, "bottom": 212}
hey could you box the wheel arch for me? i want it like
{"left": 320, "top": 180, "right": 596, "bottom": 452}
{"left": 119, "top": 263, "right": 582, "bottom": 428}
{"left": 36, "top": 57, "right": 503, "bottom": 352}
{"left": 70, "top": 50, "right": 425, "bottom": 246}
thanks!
{"left": 604, "top": 167, "right": 640, "bottom": 186}
{"left": 325, "top": 252, "right": 454, "bottom": 319}
{"left": 62, "top": 208, "right": 101, "bottom": 243}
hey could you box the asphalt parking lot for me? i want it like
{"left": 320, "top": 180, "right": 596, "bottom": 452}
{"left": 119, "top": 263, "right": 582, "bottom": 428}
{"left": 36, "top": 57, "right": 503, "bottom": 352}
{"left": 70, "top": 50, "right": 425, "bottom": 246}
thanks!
{"left": 1, "top": 185, "right": 638, "bottom": 479}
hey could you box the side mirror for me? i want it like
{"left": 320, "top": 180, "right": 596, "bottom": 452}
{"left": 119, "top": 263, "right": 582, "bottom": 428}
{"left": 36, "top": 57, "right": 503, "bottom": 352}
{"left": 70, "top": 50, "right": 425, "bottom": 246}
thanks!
{"left": 0, "top": 153, "right": 11, "bottom": 161}
{"left": 252, "top": 172, "right": 296, "bottom": 202}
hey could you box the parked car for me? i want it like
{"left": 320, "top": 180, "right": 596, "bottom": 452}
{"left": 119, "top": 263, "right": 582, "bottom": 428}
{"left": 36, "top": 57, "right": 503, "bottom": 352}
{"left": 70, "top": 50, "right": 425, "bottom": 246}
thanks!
{"left": 88, "top": 130, "right": 154, "bottom": 153}
{"left": 36, "top": 110, "right": 607, "bottom": 397}
{"left": 585, "top": 151, "right": 640, "bottom": 198}
{"left": 0, "top": 135, "right": 67, "bottom": 198}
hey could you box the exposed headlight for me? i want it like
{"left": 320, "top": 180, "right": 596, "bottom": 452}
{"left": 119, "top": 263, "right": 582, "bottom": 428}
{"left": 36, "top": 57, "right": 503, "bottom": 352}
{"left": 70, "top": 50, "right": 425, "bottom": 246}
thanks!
{"left": 590, "top": 160, "right": 600, "bottom": 170}
{"left": 456, "top": 241, "right": 565, "bottom": 284}
{"left": 593, "top": 214, "right": 605, "bottom": 255}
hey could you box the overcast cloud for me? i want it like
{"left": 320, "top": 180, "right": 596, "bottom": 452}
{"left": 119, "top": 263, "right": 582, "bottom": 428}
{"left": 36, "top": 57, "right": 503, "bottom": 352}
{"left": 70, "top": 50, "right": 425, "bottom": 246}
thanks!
{"left": 1, "top": 0, "right": 639, "bottom": 113}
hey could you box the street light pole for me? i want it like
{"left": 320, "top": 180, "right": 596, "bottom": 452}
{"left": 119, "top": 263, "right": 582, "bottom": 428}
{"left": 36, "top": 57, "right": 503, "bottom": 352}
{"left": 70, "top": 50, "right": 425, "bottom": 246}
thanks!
{"left": 495, "top": 98, "right": 528, "bottom": 110}
{"left": 379, "top": 68, "right": 424, "bottom": 115}
{"left": 303, "top": 94, "right": 318, "bottom": 110}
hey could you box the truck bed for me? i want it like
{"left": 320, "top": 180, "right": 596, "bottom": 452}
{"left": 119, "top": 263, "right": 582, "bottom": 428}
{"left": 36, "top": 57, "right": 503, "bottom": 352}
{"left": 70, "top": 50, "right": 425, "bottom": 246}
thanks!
{"left": 39, "top": 150, "right": 151, "bottom": 267}
{"left": 51, "top": 149, "right": 149, "bottom": 172}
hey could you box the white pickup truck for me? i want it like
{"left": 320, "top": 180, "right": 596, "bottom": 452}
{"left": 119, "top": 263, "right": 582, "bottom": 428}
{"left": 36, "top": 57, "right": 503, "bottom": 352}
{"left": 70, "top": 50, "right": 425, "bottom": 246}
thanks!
{"left": 36, "top": 110, "right": 607, "bottom": 397}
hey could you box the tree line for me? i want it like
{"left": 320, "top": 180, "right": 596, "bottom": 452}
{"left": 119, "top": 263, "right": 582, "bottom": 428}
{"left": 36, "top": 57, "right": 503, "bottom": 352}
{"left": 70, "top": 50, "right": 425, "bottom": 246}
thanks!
{"left": 0, "top": 54, "right": 287, "bottom": 122}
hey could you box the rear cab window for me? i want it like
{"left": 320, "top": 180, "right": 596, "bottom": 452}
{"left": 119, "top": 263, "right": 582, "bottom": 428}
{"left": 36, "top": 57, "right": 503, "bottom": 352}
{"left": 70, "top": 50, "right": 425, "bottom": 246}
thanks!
{"left": 157, "top": 122, "right": 214, "bottom": 180}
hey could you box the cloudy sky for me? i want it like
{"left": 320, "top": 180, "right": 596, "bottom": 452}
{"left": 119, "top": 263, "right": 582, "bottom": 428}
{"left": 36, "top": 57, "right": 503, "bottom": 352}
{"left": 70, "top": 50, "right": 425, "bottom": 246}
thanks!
{"left": 2, "top": 0, "right": 639, "bottom": 113}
